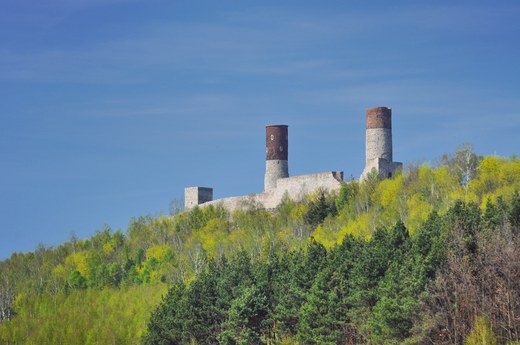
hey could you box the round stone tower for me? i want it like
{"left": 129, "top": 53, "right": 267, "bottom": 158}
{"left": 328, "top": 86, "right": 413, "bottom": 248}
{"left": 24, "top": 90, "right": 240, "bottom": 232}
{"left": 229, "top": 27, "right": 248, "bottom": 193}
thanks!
{"left": 264, "top": 125, "right": 289, "bottom": 191}
{"left": 361, "top": 106, "right": 402, "bottom": 181}
{"left": 366, "top": 106, "right": 393, "bottom": 165}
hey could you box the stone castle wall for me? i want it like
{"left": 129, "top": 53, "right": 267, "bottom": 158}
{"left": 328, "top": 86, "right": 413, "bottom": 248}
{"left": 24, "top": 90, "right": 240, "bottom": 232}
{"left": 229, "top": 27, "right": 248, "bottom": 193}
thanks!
{"left": 185, "top": 105, "right": 402, "bottom": 210}
{"left": 202, "top": 171, "right": 344, "bottom": 211}
{"left": 274, "top": 171, "right": 344, "bottom": 205}
{"left": 361, "top": 158, "right": 403, "bottom": 181}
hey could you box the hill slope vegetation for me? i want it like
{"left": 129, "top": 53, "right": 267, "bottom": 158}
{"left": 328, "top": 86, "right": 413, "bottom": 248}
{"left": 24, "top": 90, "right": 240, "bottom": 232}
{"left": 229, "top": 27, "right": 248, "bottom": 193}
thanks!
{"left": 1, "top": 146, "right": 520, "bottom": 344}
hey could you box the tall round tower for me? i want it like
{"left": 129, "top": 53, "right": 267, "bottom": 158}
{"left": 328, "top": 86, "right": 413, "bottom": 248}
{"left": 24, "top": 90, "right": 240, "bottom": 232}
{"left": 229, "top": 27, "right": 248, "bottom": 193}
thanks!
{"left": 365, "top": 106, "right": 392, "bottom": 165}
{"left": 264, "top": 125, "right": 289, "bottom": 191}
{"left": 361, "top": 106, "right": 402, "bottom": 181}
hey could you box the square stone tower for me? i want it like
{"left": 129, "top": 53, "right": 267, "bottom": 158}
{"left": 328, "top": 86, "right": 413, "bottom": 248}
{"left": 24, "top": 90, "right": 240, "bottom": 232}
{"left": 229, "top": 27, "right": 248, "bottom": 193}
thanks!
{"left": 184, "top": 187, "right": 213, "bottom": 209}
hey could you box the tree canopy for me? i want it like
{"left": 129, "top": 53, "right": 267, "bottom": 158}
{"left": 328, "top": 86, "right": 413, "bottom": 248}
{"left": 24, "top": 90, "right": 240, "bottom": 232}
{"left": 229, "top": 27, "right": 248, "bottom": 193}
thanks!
{"left": 1, "top": 149, "right": 520, "bottom": 344}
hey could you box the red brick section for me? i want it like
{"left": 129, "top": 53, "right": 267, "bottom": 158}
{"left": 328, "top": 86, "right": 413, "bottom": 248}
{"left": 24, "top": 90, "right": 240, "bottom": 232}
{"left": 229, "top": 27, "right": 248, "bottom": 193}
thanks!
{"left": 366, "top": 107, "right": 392, "bottom": 129}
{"left": 266, "top": 125, "right": 288, "bottom": 160}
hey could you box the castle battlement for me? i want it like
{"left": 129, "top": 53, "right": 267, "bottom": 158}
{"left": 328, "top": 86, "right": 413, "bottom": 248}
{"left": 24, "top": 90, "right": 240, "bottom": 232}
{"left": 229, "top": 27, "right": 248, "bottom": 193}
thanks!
{"left": 185, "top": 107, "right": 401, "bottom": 211}
{"left": 189, "top": 171, "right": 343, "bottom": 211}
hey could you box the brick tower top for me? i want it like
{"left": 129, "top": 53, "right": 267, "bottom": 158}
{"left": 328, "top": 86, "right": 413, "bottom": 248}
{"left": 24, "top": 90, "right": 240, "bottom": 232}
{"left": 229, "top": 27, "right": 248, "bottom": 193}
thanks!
{"left": 366, "top": 107, "right": 392, "bottom": 129}
{"left": 266, "top": 125, "right": 288, "bottom": 161}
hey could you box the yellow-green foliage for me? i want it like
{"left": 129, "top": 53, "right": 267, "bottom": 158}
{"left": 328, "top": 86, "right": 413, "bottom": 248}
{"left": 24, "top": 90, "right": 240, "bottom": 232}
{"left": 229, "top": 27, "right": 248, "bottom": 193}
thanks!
{"left": 312, "top": 224, "right": 336, "bottom": 248}
{"left": 373, "top": 174, "right": 404, "bottom": 225}
{"left": 311, "top": 157, "right": 520, "bottom": 247}
{"left": 469, "top": 156, "right": 520, "bottom": 207}
{"left": 337, "top": 213, "right": 371, "bottom": 244}
{"left": 65, "top": 251, "right": 89, "bottom": 277}
{"left": 465, "top": 316, "right": 498, "bottom": 345}
{"left": 0, "top": 284, "right": 166, "bottom": 345}
{"left": 2, "top": 152, "right": 520, "bottom": 344}
{"left": 145, "top": 244, "right": 170, "bottom": 262}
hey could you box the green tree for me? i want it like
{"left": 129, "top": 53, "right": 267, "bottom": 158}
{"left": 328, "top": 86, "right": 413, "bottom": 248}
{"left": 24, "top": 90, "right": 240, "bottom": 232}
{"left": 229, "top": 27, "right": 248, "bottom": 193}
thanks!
{"left": 336, "top": 181, "right": 358, "bottom": 212}
{"left": 509, "top": 191, "right": 520, "bottom": 232}
{"left": 67, "top": 270, "right": 87, "bottom": 289}
{"left": 297, "top": 268, "right": 340, "bottom": 345}
{"left": 143, "top": 284, "right": 189, "bottom": 345}
{"left": 219, "top": 286, "right": 269, "bottom": 345}
{"left": 304, "top": 190, "right": 337, "bottom": 228}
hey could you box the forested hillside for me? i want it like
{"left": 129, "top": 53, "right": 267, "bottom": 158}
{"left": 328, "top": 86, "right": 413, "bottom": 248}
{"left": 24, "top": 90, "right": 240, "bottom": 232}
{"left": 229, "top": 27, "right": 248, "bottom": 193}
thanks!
{"left": 1, "top": 146, "right": 520, "bottom": 344}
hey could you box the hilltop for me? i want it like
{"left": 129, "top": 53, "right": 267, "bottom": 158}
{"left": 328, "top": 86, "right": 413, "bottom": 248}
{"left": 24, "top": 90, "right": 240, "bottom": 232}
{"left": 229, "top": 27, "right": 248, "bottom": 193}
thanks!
{"left": 1, "top": 147, "right": 520, "bottom": 344}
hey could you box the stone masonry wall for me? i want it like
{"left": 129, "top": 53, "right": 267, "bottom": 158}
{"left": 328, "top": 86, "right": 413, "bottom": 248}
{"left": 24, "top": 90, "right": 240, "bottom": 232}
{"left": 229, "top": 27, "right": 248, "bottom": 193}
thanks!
{"left": 264, "top": 160, "right": 289, "bottom": 191}
{"left": 366, "top": 128, "right": 393, "bottom": 164}
{"left": 360, "top": 158, "right": 403, "bottom": 181}
{"left": 204, "top": 171, "right": 344, "bottom": 211}
{"left": 184, "top": 187, "right": 213, "bottom": 209}
{"left": 273, "top": 171, "right": 344, "bottom": 206}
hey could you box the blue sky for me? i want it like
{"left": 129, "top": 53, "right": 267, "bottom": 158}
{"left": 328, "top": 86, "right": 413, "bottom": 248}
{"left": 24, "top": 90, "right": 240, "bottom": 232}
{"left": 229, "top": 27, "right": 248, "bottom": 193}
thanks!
{"left": 1, "top": 0, "right": 519, "bottom": 259}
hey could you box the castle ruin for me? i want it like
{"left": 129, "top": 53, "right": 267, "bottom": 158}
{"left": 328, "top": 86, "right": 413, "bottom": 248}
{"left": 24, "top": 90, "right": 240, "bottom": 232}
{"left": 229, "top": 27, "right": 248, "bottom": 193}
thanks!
{"left": 184, "top": 106, "right": 402, "bottom": 210}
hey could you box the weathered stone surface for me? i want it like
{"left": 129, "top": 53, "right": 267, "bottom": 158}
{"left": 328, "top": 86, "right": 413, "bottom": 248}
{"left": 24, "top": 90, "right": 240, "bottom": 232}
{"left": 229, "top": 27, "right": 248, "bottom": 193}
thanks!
{"left": 360, "top": 158, "right": 403, "bottom": 181}
{"left": 205, "top": 171, "right": 344, "bottom": 211}
{"left": 184, "top": 187, "right": 213, "bottom": 209}
{"left": 264, "top": 160, "right": 289, "bottom": 191}
{"left": 273, "top": 171, "right": 343, "bottom": 206}
{"left": 361, "top": 106, "right": 401, "bottom": 181}
{"left": 185, "top": 105, "right": 402, "bottom": 210}
{"left": 366, "top": 128, "right": 393, "bottom": 164}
